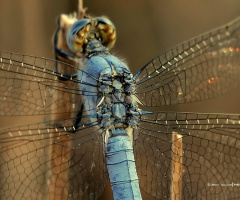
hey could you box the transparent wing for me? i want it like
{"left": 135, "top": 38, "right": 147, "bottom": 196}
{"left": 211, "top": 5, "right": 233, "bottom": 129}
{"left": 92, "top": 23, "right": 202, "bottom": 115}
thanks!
{"left": 135, "top": 17, "right": 240, "bottom": 107}
{"left": 0, "top": 51, "right": 106, "bottom": 199}
{"left": 0, "top": 116, "right": 107, "bottom": 200}
{"left": 0, "top": 51, "right": 98, "bottom": 117}
{"left": 134, "top": 111, "right": 240, "bottom": 199}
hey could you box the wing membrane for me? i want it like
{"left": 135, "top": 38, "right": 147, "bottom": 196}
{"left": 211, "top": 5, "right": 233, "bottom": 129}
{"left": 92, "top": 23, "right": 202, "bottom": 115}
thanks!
{"left": 0, "top": 51, "right": 98, "bottom": 116}
{"left": 0, "top": 117, "right": 107, "bottom": 200}
{"left": 135, "top": 17, "right": 240, "bottom": 107}
{"left": 134, "top": 111, "right": 240, "bottom": 199}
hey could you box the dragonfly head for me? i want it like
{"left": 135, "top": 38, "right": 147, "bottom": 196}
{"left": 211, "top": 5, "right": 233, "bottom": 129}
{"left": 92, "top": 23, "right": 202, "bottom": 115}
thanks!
{"left": 67, "top": 17, "right": 116, "bottom": 55}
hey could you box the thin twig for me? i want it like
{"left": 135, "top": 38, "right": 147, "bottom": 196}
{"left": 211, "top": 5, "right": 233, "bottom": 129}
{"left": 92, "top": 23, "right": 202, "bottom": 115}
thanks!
{"left": 78, "top": 0, "right": 87, "bottom": 19}
{"left": 78, "top": 0, "right": 83, "bottom": 15}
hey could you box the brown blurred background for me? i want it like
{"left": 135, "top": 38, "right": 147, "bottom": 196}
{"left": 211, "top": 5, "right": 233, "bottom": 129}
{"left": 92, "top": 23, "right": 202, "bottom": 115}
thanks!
{"left": 1, "top": 0, "right": 240, "bottom": 199}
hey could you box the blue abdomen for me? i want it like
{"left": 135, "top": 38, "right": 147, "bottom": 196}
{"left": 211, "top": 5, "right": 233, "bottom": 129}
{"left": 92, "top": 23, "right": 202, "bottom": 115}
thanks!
{"left": 106, "top": 129, "right": 142, "bottom": 200}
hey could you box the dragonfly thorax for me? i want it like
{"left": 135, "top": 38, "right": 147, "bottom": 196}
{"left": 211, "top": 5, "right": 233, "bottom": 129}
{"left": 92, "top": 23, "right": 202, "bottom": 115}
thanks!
{"left": 96, "top": 72, "right": 140, "bottom": 132}
{"left": 86, "top": 40, "right": 108, "bottom": 57}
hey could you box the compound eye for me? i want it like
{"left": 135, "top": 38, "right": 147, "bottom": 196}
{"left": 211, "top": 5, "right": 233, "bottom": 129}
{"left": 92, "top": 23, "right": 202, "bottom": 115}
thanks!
{"left": 95, "top": 17, "right": 116, "bottom": 49}
{"left": 67, "top": 19, "right": 91, "bottom": 53}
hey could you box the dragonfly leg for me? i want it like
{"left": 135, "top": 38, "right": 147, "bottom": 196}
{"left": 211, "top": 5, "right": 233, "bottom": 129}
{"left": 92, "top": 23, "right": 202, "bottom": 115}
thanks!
{"left": 73, "top": 103, "right": 85, "bottom": 130}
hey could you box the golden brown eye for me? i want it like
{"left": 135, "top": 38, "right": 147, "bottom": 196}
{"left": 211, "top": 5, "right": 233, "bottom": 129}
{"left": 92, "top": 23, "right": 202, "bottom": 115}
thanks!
{"left": 67, "top": 19, "right": 91, "bottom": 52}
{"left": 95, "top": 17, "right": 116, "bottom": 49}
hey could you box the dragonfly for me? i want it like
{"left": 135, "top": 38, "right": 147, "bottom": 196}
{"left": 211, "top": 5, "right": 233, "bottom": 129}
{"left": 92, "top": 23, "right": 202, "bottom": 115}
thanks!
{"left": 1, "top": 4, "right": 240, "bottom": 200}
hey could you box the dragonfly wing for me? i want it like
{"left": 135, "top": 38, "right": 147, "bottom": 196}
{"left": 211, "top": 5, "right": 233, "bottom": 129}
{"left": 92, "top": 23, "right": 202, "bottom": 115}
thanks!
{"left": 134, "top": 17, "right": 240, "bottom": 107}
{"left": 0, "top": 51, "right": 98, "bottom": 118}
{"left": 0, "top": 116, "right": 108, "bottom": 200}
{"left": 134, "top": 112, "right": 240, "bottom": 199}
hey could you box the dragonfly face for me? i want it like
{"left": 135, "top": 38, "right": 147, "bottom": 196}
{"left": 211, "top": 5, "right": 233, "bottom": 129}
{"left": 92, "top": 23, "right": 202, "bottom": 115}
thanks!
{"left": 1, "top": 5, "right": 240, "bottom": 200}
{"left": 67, "top": 17, "right": 116, "bottom": 54}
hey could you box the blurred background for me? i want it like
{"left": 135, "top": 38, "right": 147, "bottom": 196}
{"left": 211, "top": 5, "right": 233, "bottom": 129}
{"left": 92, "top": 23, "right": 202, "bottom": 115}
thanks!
{"left": 1, "top": 0, "right": 240, "bottom": 199}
